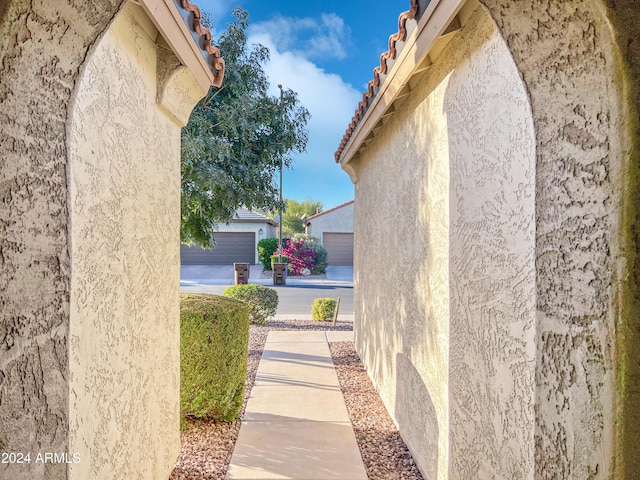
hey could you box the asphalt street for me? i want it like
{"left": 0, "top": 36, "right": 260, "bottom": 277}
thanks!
{"left": 180, "top": 283, "right": 353, "bottom": 318}
{"left": 180, "top": 265, "right": 354, "bottom": 320}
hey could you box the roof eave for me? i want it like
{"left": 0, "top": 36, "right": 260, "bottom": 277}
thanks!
{"left": 137, "top": 0, "right": 224, "bottom": 91}
{"left": 336, "top": 0, "right": 470, "bottom": 169}
{"left": 231, "top": 218, "right": 277, "bottom": 226}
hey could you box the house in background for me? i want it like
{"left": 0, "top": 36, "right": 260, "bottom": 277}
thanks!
{"left": 181, "top": 208, "right": 277, "bottom": 265}
{"left": 304, "top": 200, "right": 354, "bottom": 265}
{"left": 335, "top": 0, "right": 639, "bottom": 478}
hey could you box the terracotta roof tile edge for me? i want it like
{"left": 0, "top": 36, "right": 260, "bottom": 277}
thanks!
{"left": 334, "top": 0, "right": 421, "bottom": 163}
{"left": 178, "top": 0, "right": 225, "bottom": 87}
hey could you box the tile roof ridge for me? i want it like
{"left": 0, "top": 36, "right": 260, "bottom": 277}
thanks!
{"left": 177, "top": 0, "right": 225, "bottom": 87}
{"left": 335, "top": 0, "right": 420, "bottom": 163}
{"left": 234, "top": 207, "right": 277, "bottom": 223}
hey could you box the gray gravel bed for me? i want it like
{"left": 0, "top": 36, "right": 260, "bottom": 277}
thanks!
{"left": 169, "top": 319, "right": 422, "bottom": 479}
{"left": 330, "top": 341, "right": 424, "bottom": 480}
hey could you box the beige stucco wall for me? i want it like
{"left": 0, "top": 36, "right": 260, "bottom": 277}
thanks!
{"left": 477, "top": 1, "right": 634, "bottom": 477}
{"left": 353, "top": 7, "right": 536, "bottom": 478}
{"left": 306, "top": 202, "right": 354, "bottom": 240}
{"left": 0, "top": 2, "right": 127, "bottom": 479}
{"left": 67, "top": 5, "right": 205, "bottom": 479}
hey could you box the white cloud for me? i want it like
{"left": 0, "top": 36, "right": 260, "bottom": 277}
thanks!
{"left": 246, "top": 30, "right": 361, "bottom": 205}
{"left": 250, "top": 13, "right": 351, "bottom": 61}
{"left": 249, "top": 32, "right": 358, "bottom": 130}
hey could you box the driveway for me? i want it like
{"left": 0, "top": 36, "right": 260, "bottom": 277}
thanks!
{"left": 180, "top": 265, "right": 354, "bottom": 321}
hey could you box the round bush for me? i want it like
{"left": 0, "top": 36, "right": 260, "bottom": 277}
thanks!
{"left": 223, "top": 284, "right": 279, "bottom": 324}
{"left": 311, "top": 298, "right": 338, "bottom": 322}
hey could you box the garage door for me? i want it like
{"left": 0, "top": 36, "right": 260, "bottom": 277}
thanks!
{"left": 181, "top": 232, "right": 255, "bottom": 265}
{"left": 323, "top": 232, "right": 354, "bottom": 266}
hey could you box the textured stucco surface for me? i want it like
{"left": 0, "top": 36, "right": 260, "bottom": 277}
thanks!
{"left": 353, "top": 8, "right": 536, "bottom": 479}
{"left": 477, "top": 1, "right": 633, "bottom": 477}
{"left": 67, "top": 5, "right": 203, "bottom": 479}
{"left": 446, "top": 10, "right": 537, "bottom": 478}
{"left": 0, "top": 2, "right": 125, "bottom": 479}
{"left": 351, "top": 0, "right": 639, "bottom": 478}
{"left": 1, "top": 1, "right": 207, "bottom": 478}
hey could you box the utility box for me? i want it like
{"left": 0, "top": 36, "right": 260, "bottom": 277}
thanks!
{"left": 233, "top": 263, "right": 249, "bottom": 285}
{"left": 273, "top": 263, "right": 287, "bottom": 286}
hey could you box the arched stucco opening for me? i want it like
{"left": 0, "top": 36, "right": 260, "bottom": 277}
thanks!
{"left": 477, "top": 1, "right": 640, "bottom": 477}
{"left": 336, "top": 0, "right": 639, "bottom": 478}
{"left": 66, "top": 2, "right": 209, "bottom": 477}
{"left": 1, "top": 0, "right": 218, "bottom": 478}
{"left": 1, "top": 2, "right": 127, "bottom": 479}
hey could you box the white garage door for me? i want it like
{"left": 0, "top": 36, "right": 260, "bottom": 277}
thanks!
{"left": 180, "top": 232, "right": 255, "bottom": 265}
{"left": 323, "top": 232, "right": 354, "bottom": 266}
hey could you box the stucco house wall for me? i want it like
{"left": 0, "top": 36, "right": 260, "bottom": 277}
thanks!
{"left": 337, "top": 0, "right": 639, "bottom": 478}
{"left": 66, "top": 4, "right": 208, "bottom": 478}
{"left": 352, "top": 7, "right": 536, "bottom": 478}
{"left": 0, "top": 1, "right": 221, "bottom": 479}
{"left": 304, "top": 200, "right": 354, "bottom": 240}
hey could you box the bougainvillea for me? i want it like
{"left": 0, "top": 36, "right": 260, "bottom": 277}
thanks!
{"left": 281, "top": 239, "right": 315, "bottom": 275}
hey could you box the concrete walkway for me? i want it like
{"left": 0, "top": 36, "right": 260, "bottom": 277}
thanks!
{"left": 226, "top": 330, "right": 367, "bottom": 480}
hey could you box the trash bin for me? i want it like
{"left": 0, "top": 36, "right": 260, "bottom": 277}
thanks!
{"left": 233, "top": 263, "right": 249, "bottom": 285}
{"left": 273, "top": 263, "right": 287, "bottom": 286}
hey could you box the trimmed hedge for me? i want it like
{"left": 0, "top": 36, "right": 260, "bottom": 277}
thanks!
{"left": 223, "top": 284, "right": 279, "bottom": 324}
{"left": 312, "top": 298, "right": 338, "bottom": 322}
{"left": 180, "top": 294, "right": 250, "bottom": 425}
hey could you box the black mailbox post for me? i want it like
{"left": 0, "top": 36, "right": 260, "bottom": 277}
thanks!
{"left": 233, "top": 263, "right": 249, "bottom": 285}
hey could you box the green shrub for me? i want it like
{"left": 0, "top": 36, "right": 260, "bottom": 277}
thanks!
{"left": 223, "top": 284, "right": 279, "bottom": 324}
{"left": 312, "top": 298, "right": 338, "bottom": 321}
{"left": 309, "top": 243, "right": 328, "bottom": 274}
{"left": 180, "top": 294, "right": 250, "bottom": 425}
{"left": 258, "top": 237, "right": 279, "bottom": 270}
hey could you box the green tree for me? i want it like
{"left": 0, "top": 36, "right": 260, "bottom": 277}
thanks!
{"left": 277, "top": 197, "right": 323, "bottom": 236}
{"left": 181, "top": 8, "right": 310, "bottom": 248}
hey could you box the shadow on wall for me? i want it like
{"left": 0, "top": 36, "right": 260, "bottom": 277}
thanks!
{"left": 395, "top": 353, "right": 438, "bottom": 479}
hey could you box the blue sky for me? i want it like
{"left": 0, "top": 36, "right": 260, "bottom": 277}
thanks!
{"left": 196, "top": 1, "right": 410, "bottom": 210}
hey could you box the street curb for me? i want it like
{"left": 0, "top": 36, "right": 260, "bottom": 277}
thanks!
{"left": 269, "top": 314, "right": 354, "bottom": 322}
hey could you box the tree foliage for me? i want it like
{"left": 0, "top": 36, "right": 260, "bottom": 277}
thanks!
{"left": 181, "top": 8, "right": 310, "bottom": 248}
{"left": 277, "top": 197, "right": 323, "bottom": 236}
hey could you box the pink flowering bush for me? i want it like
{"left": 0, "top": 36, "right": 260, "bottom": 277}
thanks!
{"left": 281, "top": 239, "right": 315, "bottom": 275}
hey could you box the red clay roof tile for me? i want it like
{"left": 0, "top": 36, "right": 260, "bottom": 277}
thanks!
{"left": 335, "top": 0, "right": 422, "bottom": 163}
{"left": 177, "top": 0, "right": 225, "bottom": 87}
